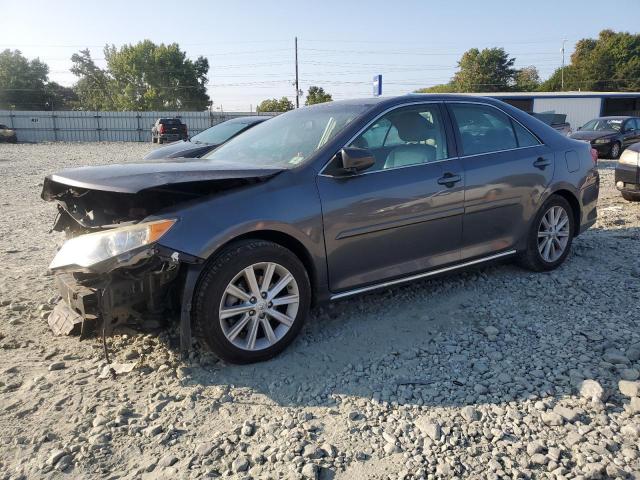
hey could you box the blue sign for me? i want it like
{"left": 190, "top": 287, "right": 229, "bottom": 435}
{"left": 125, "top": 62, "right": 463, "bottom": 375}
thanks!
{"left": 373, "top": 75, "right": 382, "bottom": 96}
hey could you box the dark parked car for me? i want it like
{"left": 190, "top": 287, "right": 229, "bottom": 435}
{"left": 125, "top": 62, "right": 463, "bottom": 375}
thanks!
{"left": 531, "top": 112, "right": 571, "bottom": 137}
{"left": 570, "top": 116, "right": 640, "bottom": 159}
{"left": 144, "top": 116, "right": 270, "bottom": 160}
{"left": 42, "top": 95, "right": 599, "bottom": 363}
{"left": 0, "top": 124, "right": 17, "bottom": 143}
{"left": 615, "top": 141, "right": 640, "bottom": 201}
{"left": 151, "top": 118, "right": 188, "bottom": 144}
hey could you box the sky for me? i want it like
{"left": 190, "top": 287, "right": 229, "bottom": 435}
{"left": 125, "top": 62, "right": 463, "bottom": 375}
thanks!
{"left": 1, "top": 0, "right": 638, "bottom": 111}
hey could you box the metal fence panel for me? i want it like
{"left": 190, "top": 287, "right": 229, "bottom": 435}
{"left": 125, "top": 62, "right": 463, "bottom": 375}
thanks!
{"left": 0, "top": 110, "right": 275, "bottom": 143}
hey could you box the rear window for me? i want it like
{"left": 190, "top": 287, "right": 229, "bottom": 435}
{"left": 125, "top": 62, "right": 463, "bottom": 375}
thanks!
{"left": 159, "top": 119, "right": 181, "bottom": 125}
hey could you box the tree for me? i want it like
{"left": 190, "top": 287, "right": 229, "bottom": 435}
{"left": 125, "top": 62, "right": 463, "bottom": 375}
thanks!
{"left": 416, "top": 83, "right": 457, "bottom": 93}
{"left": 452, "top": 48, "right": 516, "bottom": 92}
{"left": 416, "top": 47, "right": 516, "bottom": 93}
{"left": 70, "top": 40, "right": 210, "bottom": 110}
{"left": 0, "top": 49, "right": 50, "bottom": 109}
{"left": 541, "top": 30, "right": 640, "bottom": 91}
{"left": 256, "top": 97, "right": 294, "bottom": 112}
{"left": 305, "top": 86, "right": 332, "bottom": 105}
{"left": 514, "top": 66, "right": 541, "bottom": 92}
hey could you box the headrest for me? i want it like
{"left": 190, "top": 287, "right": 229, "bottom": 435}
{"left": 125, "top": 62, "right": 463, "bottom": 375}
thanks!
{"left": 390, "top": 112, "right": 434, "bottom": 142}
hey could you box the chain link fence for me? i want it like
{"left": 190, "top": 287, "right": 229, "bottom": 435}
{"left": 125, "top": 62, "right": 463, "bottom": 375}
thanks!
{"left": 0, "top": 110, "right": 275, "bottom": 143}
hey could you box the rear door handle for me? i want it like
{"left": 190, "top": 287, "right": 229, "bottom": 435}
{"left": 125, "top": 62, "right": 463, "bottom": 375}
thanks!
{"left": 533, "top": 157, "right": 551, "bottom": 169}
{"left": 437, "top": 173, "right": 462, "bottom": 187}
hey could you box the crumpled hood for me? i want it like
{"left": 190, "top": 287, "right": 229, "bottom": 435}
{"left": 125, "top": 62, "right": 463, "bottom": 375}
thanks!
{"left": 42, "top": 158, "right": 284, "bottom": 196}
{"left": 570, "top": 130, "right": 616, "bottom": 142}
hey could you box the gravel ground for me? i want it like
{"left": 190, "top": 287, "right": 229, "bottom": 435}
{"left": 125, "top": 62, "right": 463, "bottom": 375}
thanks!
{"left": 0, "top": 142, "right": 639, "bottom": 480}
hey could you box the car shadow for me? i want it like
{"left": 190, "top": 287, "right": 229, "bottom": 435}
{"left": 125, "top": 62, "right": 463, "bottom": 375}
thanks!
{"left": 127, "top": 224, "right": 639, "bottom": 411}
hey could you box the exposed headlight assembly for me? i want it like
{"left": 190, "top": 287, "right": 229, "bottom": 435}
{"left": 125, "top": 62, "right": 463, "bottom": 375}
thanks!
{"left": 593, "top": 138, "right": 611, "bottom": 144}
{"left": 618, "top": 148, "right": 639, "bottom": 167}
{"left": 49, "top": 219, "right": 176, "bottom": 271}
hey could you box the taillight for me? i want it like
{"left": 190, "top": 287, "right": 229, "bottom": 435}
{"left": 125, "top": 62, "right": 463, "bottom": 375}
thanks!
{"left": 590, "top": 148, "right": 598, "bottom": 166}
{"left": 158, "top": 124, "right": 165, "bottom": 134}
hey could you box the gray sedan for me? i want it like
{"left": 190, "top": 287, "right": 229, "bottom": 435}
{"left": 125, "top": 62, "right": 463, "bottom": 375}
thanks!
{"left": 42, "top": 94, "right": 599, "bottom": 363}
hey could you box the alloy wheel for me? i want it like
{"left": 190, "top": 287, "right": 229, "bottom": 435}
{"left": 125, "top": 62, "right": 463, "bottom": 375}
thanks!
{"left": 611, "top": 143, "right": 620, "bottom": 158}
{"left": 537, "top": 205, "right": 570, "bottom": 263}
{"left": 219, "top": 262, "right": 299, "bottom": 351}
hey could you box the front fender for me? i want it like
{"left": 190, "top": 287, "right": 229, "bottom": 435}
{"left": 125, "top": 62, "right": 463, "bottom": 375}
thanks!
{"left": 155, "top": 169, "right": 328, "bottom": 291}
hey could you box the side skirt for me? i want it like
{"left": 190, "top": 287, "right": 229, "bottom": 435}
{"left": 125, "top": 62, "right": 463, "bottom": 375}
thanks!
{"left": 329, "top": 250, "right": 517, "bottom": 301}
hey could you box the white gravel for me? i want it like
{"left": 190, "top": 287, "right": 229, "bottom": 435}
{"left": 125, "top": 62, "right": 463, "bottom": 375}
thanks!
{"left": 0, "top": 142, "right": 639, "bottom": 479}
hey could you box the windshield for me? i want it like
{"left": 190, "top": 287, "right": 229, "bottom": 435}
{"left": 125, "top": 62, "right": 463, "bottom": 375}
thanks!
{"left": 191, "top": 120, "right": 255, "bottom": 145}
{"left": 202, "top": 103, "right": 371, "bottom": 168}
{"left": 582, "top": 118, "right": 623, "bottom": 132}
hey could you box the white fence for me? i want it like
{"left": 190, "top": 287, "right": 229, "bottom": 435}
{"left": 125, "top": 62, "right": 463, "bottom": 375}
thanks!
{"left": 0, "top": 110, "right": 275, "bottom": 143}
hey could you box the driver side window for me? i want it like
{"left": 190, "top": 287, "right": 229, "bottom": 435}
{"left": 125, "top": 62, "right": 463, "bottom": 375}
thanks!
{"left": 348, "top": 104, "right": 449, "bottom": 172}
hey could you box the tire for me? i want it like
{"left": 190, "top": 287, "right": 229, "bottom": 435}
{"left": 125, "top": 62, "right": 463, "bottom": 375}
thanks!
{"left": 622, "top": 191, "right": 640, "bottom": 202}
{"left": 151, "top": 136, "right": 157, "bottom": 144}
{"left": 158, "top": 137, "right": 164, "bottom": 144}
{"left": 193, "top": 240, "right": 311, "bottom": 364}
{"left": 610, "top": 142, "right": 621, "bottom": 159}
{"left": 519, "top": 195, "right": 575, "bottom": 272}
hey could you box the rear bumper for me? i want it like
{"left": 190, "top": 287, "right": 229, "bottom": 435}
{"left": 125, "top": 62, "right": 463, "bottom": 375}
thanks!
{"left": 577, "top": 170, "right": 599, "bottom": 235}
{"left": 158, "top": 134, "right": 185, "bottom": 141}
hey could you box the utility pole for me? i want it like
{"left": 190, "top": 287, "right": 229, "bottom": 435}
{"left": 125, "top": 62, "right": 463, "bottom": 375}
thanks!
{"left": 294, "top": 36, "right": 299, "bottom": 108}
{"left": 561, "top": 39, "right": 567, "bottom": 91}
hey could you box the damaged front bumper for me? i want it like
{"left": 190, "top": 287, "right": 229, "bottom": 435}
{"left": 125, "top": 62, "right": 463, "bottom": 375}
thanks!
{"left": 48, "top": 246, "right": 201, "bottom": 339}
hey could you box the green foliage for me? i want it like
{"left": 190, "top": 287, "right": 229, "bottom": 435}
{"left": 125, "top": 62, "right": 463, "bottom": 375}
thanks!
{"left": 304, "top": 86, "right": 332, "bottom": 105}
{"left": 44, "top": 82, "right": 79, "bottom": 109}
{"left": 541, "top": 30, "right": 640, "bottom": 91}
{"left": 0, "top": 49, "right": 50, "bottom": 109}
{"left": 256, "top": 97, "right": 294, "bottom": 112}
{"left": 514, "top": 66, "right": 541, "bottom": 92}
{"left": 416, "top": 48, "right": 517, "bottom": 93}
{"left": 452, "top": 48, "right": 516, "bottom": 92}
{"left": 71, "top": 40, "right": 210, "bottom": 110}
{"left": 415, "top": 83, "right": 457, "bottom": 93}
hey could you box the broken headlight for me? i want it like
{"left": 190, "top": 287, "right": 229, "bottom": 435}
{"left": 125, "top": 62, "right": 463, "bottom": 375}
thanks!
{"left": 49, "top": 219, "right": 176, "bottom": 271}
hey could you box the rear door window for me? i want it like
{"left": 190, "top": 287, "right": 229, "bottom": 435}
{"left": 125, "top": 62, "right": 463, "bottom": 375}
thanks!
{"left": 449, "top": 104, "right": 518, "bottom": 156}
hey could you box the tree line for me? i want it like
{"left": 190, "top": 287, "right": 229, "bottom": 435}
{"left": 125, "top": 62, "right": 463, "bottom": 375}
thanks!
{"left": 0, "top": 30, "right": 638, "bottom": 111}
{"left": 416, "top": 30, "right": 640, "bottom": 93}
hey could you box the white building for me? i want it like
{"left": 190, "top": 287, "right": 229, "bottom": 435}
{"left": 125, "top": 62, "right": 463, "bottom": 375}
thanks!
{"left": 483, "top": 92, "right": 640, "bottom": 130}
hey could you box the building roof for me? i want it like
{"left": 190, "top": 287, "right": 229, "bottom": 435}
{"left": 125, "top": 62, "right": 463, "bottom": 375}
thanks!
{"left": 479, "top": 91, "right": 640, "bottom": 99}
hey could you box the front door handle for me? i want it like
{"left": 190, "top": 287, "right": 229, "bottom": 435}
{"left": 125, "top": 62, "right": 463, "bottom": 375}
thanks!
{"left": 437, "top": 173, "right": 462, "bottom": 187}
{"left": 533, "top": 157, "right": 551, "bottom": 169}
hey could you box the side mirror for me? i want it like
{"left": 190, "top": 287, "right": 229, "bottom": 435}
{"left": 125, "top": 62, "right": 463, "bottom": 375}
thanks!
{"left": 577, "top": 126, "right": 582, "bottom": 130}
{"left": 338, "top": 147, "right": 375, "bottom": 174}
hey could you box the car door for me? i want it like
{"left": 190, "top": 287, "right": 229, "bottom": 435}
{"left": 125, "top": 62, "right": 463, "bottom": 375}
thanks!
{"left": 623, "top": 119, "right": 640, "bottom": 147}
{"left": 446, "top": 102, "right": 554, "bottom": 260}
{"left": 316, "top": 103, "right": 464, "bottom": 293}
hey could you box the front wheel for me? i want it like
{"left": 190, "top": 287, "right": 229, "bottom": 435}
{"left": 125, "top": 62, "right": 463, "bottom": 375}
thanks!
{"left": 519, "top": 195, "right": 575, "bottom": 272}
{"left": 610, "top": 142, "right": 621, "bottom": 159}
{"left": 193, "top": 240, "right": 310, "bottom": 364}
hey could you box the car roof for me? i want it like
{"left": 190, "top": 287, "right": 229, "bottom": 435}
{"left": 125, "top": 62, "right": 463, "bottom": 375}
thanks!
{"left": 593, "top": 116, "right": 636, "bottom": 120}
{"left": 312, "top": 93, "right": 523, "bottom": 111}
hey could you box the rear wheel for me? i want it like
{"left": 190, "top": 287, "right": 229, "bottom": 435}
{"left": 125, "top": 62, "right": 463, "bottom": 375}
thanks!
{"left": 610, "top": 142, "right": 621, "bottom": 159}
{"left": 193, "top": 240, "right": 310, "bottom": 364}
{"left": 519, "top": 195, "right": 575, "bottom": 272}
{"left": 622, "top": 191, "right": 640, "bottom": 202}
{"left": 151, "top": 136, "right": 157, "bottom": 144}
